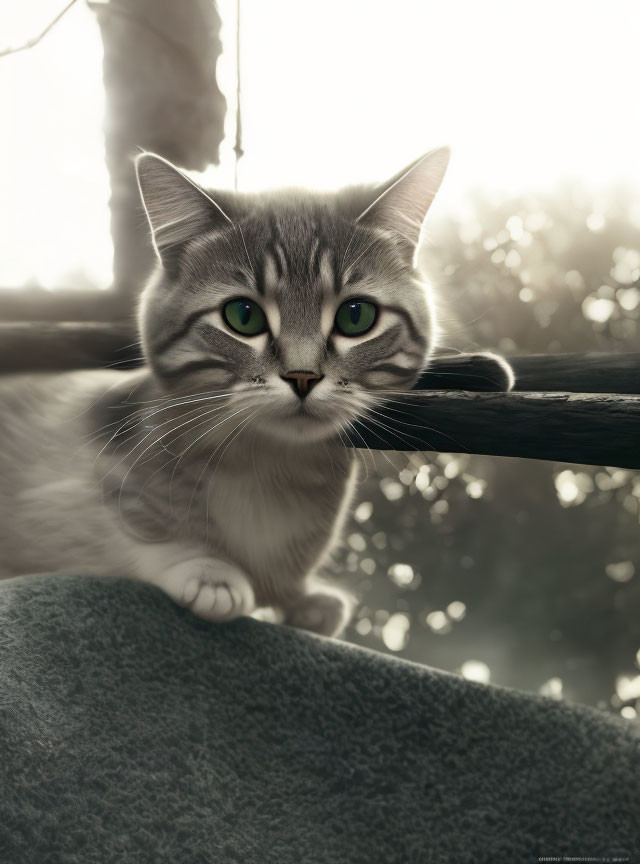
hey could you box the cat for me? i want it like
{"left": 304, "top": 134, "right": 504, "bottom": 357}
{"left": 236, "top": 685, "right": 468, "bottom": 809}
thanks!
{"left": 0, "top": 148, "right": 513, "bottom": 637}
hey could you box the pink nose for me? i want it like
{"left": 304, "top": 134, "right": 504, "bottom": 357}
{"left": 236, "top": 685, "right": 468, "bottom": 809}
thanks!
{"left": 281, "top": 371, "right": 324, "bottom": 398}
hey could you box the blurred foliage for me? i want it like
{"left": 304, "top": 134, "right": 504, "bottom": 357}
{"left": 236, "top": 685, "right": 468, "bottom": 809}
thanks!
{"left": 330, "top": 184, "right": 640, "bottom": 723}
{"left": 429, "top": 181, "right": 640, "bottom": 356}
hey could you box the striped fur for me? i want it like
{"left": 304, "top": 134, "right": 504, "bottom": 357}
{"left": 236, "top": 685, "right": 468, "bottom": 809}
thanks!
{"left": 0, "top": 150, "right": 466, "bottom": 637}
{"left": 137, "top": 152, "right": 449, "bottom": 428}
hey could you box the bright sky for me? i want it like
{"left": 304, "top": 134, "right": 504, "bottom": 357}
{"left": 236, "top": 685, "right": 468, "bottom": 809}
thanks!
{"left": 1, "top": 0, "right": 639, "bottom": 289}
{"left": 0, "top": 0, "right": 111, "bottom": 289}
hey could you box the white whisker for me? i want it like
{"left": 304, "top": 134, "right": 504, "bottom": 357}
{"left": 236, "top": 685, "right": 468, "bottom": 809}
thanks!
{"left": 114, "top": 404, "right": 236, "bottom": 519}
{"left": 93, "top": 393, "right": 235, "bottom": 464}
{"left": 203, "top": 410, "right": 259, "bottom": 542}
{"left": 184, "top": 406, "right": 255, "bottom": 534}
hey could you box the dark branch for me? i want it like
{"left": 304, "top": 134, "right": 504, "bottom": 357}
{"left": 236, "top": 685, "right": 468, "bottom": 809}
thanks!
{"left": 0, "top": 0, "right": 79, "bottom": 59}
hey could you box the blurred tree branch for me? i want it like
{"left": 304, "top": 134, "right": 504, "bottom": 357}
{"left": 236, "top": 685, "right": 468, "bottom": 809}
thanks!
{"left": 0, "top": 0, "right": 79, "bottom": 58}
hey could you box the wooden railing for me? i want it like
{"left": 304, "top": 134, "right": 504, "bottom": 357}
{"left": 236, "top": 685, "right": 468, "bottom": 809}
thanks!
{"left": 347, "top": 353, "right": 640, "bottom": 469}
{"left": 1, "top": 321, "right": 637, "bottom": 469}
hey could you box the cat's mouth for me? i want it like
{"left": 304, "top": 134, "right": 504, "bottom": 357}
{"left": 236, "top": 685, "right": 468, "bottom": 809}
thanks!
{"left": 293, "top": 402, "right": 314, "bottom": 417}
{"left": 251, "top": 399, "right": 347, "bottom": 443}
{"left": 290, "top": 400, "right": 341, "bottom": 426}
{"left": 246, "top": 386, "right": 364, "bottom": 442}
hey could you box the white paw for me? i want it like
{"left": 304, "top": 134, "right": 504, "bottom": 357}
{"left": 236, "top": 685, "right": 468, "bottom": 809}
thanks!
{"left": 160, "top": 558, "right": 255, "bottom": 622}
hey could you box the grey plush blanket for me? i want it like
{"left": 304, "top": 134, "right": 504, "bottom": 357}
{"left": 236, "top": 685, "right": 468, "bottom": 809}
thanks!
{"left": 0, "top": 574, "right": 638, "bottom": 863}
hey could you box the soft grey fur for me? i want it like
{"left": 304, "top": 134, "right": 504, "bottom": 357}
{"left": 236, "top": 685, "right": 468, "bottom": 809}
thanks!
{"left": 0, "top": 149, "right": 510, "bottom": 636}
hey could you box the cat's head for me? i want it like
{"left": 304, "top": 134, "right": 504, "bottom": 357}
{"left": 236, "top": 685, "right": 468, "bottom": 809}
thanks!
{"left": 136, "top": 149, "right": 449, "bottom": 443}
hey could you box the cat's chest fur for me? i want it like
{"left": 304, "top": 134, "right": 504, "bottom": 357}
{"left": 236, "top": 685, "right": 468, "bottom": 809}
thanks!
{"left": 198, "top": 439, "right": 356, "bottom": 587}
{"left": 107, "top": 420, "right": 358, "bottom": 597}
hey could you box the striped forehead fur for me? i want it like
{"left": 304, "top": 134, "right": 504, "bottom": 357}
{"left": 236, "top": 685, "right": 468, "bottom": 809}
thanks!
{"left": 136, "top": 153, "right": 450, "bottom": 414}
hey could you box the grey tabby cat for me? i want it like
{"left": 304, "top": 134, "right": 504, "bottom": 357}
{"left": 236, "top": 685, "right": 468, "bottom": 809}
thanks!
{"left": 0, "top": 148, "right": 512, "bottom": 637}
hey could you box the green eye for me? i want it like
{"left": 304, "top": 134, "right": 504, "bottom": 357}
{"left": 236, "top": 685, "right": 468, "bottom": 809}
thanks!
{"left": 223, "top": 298, "right": 268, "bottom": 336}
{"left": 334, "top": 299, "right": 377, "bottom": 336}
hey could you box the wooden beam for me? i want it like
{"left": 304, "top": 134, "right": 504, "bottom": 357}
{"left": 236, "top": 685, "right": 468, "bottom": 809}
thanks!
{"left": 346, "top": 391, "right": 640, "bottom": 469}
{"left": 0, "top": 290, "right": 132, "bottom": 323}
{"left": 0, "top": 322, "right": 139, "bottom": 373}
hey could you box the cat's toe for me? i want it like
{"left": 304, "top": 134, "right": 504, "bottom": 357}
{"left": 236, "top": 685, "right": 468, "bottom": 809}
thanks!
{"left": 182, "top": 574, "right": 202, "bottom": 605}
{"left": 161, "top": 558, "right": 254, "bottom": 622}
{"left": 191, "top": 577, "right": 252, "bottom": 622}
{"left": 211, "top": 583, "right": 233, "bottom": 616}
{"left": 191, "top": 583, "right": 219, "bottom": 617}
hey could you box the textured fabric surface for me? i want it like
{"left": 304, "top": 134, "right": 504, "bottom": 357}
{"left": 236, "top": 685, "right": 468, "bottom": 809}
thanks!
{"left": 0, "top": 574, "right": 638, "bottom": 864}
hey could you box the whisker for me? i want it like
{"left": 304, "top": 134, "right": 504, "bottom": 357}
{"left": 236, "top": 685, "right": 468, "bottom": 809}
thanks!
{"left": 320, "top": 438, "right": 342, "bottom": 481}
{"left": 185, "top": 406, "right": 255, "bottom": 534}
{"left": 343, "top": 236, "right": 379, "bottom": 276}
{"left": 354, "top": 417, "right": 404, "bottom": 474}
{"left": 129, "top": 402, "right": 248, "bottom": 516}
{"left": 235, "top": 223, "right": 257, "bottom": 279}
{"left": 93, "top": 393, "right": 235, "bottom": 463}
{"left": 113, "top": 403, "right": 236, "bottom": 514}
{"left": 363, "top": 408, "right": 434, "bottom": 452}
{"left": 114, "top": 387, "right": 233, "bottom": 410}
{"left": 100, "top": 357, "right": 145, "bottom": 370}
{"left": 340, "top": 227, "right": 358, "bottom": 275}
{"left": 368, "top": 398, "right": 467, "bottom": 451}
{"left": 360, "top": 407, "right": 419, "bottom": 456}
{"left": 114, "top": 339, "right": 144, "bottom": 353}
{"left": 167, "top": 402, "right": 253, "bottom": 512}
{"left": 203, "top": 410, "right": 259, "bottom": 541}
{"left": 67, "top": 378, "right": 136, "bottom": 426}
{"left": 132, "top": 402, "right": 233, "bottom": 469}
{"left": 82, "top": 389, "right": 224, "bottom": 444}
{"left": 342, "top": 417, "right": 373, "bottom": 483}
{"left": 101, "top": 396, "right": 234, "bottom": 481}
{"left": 437, "top": 308, "right": 495, "bottom": 332}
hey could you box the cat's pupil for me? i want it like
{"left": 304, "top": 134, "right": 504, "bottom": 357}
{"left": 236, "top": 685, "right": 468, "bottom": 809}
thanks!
{"left": 238, "top": 302, "right": 252, "bottom": 325}
{"left": 349, "top": 303, "right": 361, "bottom": 325}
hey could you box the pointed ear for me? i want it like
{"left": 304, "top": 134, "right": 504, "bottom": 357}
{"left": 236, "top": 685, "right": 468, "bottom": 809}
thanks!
{"left": 357, "top": 147, "right": 450, "bottom": 258}
{"left": 135, "top": 152, "right": 232, "bottom": 269}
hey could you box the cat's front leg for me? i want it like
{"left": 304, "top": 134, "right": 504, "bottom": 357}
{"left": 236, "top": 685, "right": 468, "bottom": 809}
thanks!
{"left": 282, "top": 580, "right": 355, "bottom": 638}
{"left": 161, "top": 557, "right": 256, "bottom": 621}
{"left": 130, "top": 543, "right": 255, "bottom": 622}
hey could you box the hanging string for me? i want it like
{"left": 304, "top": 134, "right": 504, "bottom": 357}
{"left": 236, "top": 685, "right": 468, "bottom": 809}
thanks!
{"left": 233, "top": 0, "right": 244, "bottom": 192}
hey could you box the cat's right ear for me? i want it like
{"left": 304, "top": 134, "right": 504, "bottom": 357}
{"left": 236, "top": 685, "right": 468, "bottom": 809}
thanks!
{"left": 356, "top": 147, "right": 450, "bottom": 262}
{"left": 135, "top": 153, "right": 232, "bottom": 270}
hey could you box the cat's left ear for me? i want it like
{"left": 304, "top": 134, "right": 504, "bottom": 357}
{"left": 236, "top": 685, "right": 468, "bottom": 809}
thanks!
{"left": 135, "top": 152, "right": 232, "bottom": 271}
{"left": 357, "top": 147, "right": 450, "bottom": 259}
